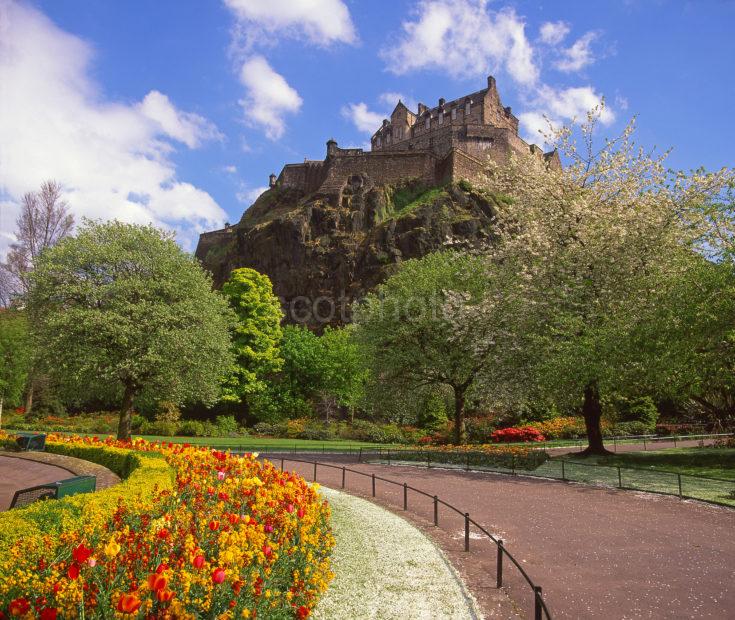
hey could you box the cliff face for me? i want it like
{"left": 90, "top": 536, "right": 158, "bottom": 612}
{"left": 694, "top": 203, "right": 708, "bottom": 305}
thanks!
{"left": 196, "top": 178, "right": 503, "bottom": 328}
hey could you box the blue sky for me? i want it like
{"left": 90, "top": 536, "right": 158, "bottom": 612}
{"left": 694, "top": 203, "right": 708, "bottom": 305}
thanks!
{"left": 1, "top": 0, "right": 733, "bottom": 254}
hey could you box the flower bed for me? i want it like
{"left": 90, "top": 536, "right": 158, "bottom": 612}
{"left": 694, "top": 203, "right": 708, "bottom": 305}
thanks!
{"left": 490, "top": 426, "right": 546, "bottom": 443}
{"left": 375, "top": 444, "right": 549, "bottom": 471}
{"left": 0, "top": 434, "right": 333, "bottom": 618}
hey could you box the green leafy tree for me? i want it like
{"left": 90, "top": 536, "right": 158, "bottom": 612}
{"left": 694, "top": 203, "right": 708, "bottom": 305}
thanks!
{"left": 354, "top": 251, "right": 525, "bottom": 444}
{"left": 221, "top": 268, "right": 284, "bottom": 412}
{"left": 0, "top": 310, "right": 31, "bottom": 423}
{"left": 26, "top": 221, "right": 235, "bottom": 440}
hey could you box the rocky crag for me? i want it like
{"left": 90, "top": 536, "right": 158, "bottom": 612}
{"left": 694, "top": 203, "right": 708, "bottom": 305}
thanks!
{"left": 196, "top": 178, "right": 507, "bottom": 328}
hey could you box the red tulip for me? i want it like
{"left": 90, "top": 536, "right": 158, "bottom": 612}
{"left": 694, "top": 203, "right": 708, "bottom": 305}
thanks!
{"left": 39, "top": 609, "right": 58, "bottom": 620}
{"left": 212, "top": 568, "right": 226, "bottom": 584}
{"left": 8, "top": 598, "right": 30, "bottom": 617}
{"left": 193, "top": 555, "right": 205, "bottom": 569}
{"left": 156, "top": 589, "right": 174, "bottom": 603}
{"left": 208, "top": 520, "right": 220, "bottom": 531}
{"left": 72, "top": 543, "right": 93, "bottom": 563}
{"left": 67, "top": 563, "right": 80, "bottom": 580}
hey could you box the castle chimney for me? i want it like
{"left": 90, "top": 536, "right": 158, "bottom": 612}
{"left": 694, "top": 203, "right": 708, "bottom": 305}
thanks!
{"left": 438, "top": 97, "right": 445, "bottom": 107}
{"left": 269, "top": 173, "right": 277, "bottom": 188}
{"left": 487, "top": 75, "right": 496, "bottom": 90}
{"left": 417, "top": 103, "right": 427, "bottom": 115}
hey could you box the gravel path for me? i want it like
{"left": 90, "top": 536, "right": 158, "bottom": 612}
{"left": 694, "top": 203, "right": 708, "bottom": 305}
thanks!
{"left": 277, "top": 458, "right": 735, "bottom": 619}
{"left": 313, "top": 486, "right": 485, "bottom": 620}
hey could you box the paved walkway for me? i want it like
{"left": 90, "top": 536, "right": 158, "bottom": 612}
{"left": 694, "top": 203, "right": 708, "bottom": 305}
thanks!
{"left": 0, "top": 451, "right": 120, "bottom": 511}
{"left": 275, "top": 458, "right": 735, "bottom": 619}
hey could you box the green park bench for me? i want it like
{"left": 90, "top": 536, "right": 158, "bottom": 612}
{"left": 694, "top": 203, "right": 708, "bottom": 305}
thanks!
{"left": 9, "top": 475, "right": 97, "bottom": 509}
{"left": 15, "top": 432, "right": 47, "bottom": 451}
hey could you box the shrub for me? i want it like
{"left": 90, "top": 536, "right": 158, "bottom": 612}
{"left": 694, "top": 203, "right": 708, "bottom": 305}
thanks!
{"left": 465, "top": 416, "right": 498, "bottom": 443}
{"left": 491, "top": 426, "right": 546, "bottom": 443}
{"left": 154, "top": 400, "right": 181, "bottom": 423}
{"left": 214, "top": 414, "right": 240, "bottom": 436}
{"left": 615, "top": 396, "right": 659, "bottom": 431}
{"left": 298, "top": 424, "right": 336, "bottom": 441}
{"left": 130, "top": 414, "right": 145, "bottom": 432}
{"left": 529, "top": 417, "right": 586, "bottom": 439}
{"left": 392, "top": 443, "right": 549, "bottom": 470}
{"left": 614, "top": 421, "right": 653, "bottom": 436}
{"left": 178, "top": 420, "right": 205, "bottom": 437}
{"left": 140, "top": 420, "right": 178, "bottom": 437}
{"left": 417, "top": 392, "right": 449, "bottom": 432}
{"left": 0, "top": 432, "right": 334, "bottom": 617}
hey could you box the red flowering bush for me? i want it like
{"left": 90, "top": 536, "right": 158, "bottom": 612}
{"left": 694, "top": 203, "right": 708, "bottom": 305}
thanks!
{"left": 491, "top": 426, "right": 546, "bottom": 443}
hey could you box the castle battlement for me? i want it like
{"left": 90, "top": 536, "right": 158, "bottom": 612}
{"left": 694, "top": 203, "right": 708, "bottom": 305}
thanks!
{"left": 264, "top": 76, "right": 559, "bottom": 208}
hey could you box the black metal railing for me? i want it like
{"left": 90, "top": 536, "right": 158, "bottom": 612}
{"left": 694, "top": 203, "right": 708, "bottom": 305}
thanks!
{"left": 358, "top": 446, "right": 735, "bottom": 508}
{"left": 270, "top": 456, "right": 552, "bottom": 620}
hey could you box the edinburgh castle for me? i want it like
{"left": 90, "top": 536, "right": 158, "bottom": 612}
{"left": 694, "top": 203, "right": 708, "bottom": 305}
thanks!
{"left": 196, "top": 76, "right": 558, "bottom": 326}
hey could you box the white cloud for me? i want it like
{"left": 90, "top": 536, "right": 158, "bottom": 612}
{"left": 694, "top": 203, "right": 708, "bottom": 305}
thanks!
{"left": 138, "top": 91, "right": 223, "bottom": 148}
{"left": 539, "top": 21, "right": 569, "bottom": 45}
{"left": 0, "top": 2, "right": 226, "bottom": 257}
{"left": 236, "top": 185, "right": 269, "bottom": 205}
{"left": 238, "top": 55, "right": 302, "bottom": 140}
{"left": 519, "top": 85, "right": 614, "bottom": 144}
{"left": 224, "top": 0, "right": 357, "bottom": 49}
{"left": 223, "top": 164, "right": 238, "bottom": 174}
{"left": 554, "top": 32, "right": 598, "bottom": 73}
{"left": 382, "top": 1, "right": 538, "bottom": 86}
{"left": 341, "top": 103, "right": 384, "bottom": 134}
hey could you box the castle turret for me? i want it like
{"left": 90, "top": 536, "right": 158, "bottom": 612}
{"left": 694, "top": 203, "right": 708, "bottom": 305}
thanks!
{"left": 269, "top": 173, "right": 277, "bottom": 188}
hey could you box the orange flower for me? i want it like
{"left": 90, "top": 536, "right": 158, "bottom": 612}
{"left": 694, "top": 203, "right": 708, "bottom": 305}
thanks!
{"left": 117, "top": 594, "right": 142, "bottom": 614}
{"left": 147, "top": 573, "right": 167, "bottom": 592}
{"left": 156, "top": 589, "right": 174, "bottom": 603}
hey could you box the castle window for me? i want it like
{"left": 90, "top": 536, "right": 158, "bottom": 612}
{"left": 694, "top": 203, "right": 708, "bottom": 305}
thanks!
{"left": 425, "top": 116, "right": 430, "bottom": 129}
{"left": 465, "top": 100, "right": 471, "bottom": 115}
{"left": 451, "top": 108, "right": 457, "bottom": 120}
{"left": 438, "top": 113, "right": 443, "bottom": 125}
{"left": 386, "top": 134, "right": 391, "bottom": 144}
{"left": 376, "top": 137, "right": 381, "bottom": 147}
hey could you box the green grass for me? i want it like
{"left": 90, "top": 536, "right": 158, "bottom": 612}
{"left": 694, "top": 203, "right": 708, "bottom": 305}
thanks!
{"left": 390, "top": 184, "right": 448, "bottom": 218}
{"left": 562, "top": 447, "right": 735, "bottom": 480}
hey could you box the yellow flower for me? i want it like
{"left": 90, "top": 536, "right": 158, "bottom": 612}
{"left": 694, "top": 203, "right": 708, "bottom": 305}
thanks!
{"left": 103, "top": 539, "right": 121, "bottom": 558}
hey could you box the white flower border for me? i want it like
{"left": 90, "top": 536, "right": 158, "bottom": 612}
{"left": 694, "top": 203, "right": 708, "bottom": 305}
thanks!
{"left": 314, "top": 486, "right": 483, "bottom": 619}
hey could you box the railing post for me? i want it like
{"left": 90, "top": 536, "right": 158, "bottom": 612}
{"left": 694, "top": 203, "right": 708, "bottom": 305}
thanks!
{"left": 534, "top": 586, "right": 543, "bottom": 620}
{"left": 618, "top": 466, "right": 622, "bottom": 488}
{"left": 427, "top": 451, "right": 431, "bottom": 469}
{"left": 511, "top": 455, "right": 516, "bottom": 475}
{"left": 371, "top": 473, "right": 376, "bottom": 497}
{"left": 342, "top": 466, "right": 346, "bottom": 489}
{"left": 464, "top": 513, "right": 470, "bottom": 552}
{"left": 496, "top": 540, "right": 504, "bottom": 588}
{"left": 466, "top": 452, "right": 470, "bottom": 471}
{"left": 433, "top": 495, "right": 438, "bottom": 526}
{"left": 388, "top": 449, "right": 391, "bottom": 465}
{"left": 313, "top": 462, "right": 317, "bottom": 482}
{"left": 561, "top": 459, "right": 566, "bottom": 481}
{"left": 673, "top": 436, "right": 677, "bottom": 448}
{"left": 280, "top": 457, "right": 284, "bottom": 471}
{"left": 613, "top": 437, "right": 617, "bottom": 452}
{"left": 677, "top": 473, "right": 683, "bottom": 498}
{"left": 359, "top": 447, "right": 363, "bottom": 463}
{"left": 403, "top": 483, "right": 408, "bottom": 510}
{"left": 643, "top": 437, "right": 647, "bottom": 451}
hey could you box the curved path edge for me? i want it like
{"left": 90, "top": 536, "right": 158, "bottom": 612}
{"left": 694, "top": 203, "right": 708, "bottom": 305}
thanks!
{"left": 273, "top": 457, "right": 735, "bottom": 619}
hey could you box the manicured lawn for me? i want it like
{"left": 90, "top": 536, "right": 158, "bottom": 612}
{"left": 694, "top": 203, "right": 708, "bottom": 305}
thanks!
{"left": 565, "top": 447, "right": 735, "bottom": 480}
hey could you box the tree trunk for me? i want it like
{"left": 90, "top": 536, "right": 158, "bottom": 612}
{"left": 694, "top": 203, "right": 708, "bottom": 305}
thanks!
{"left": 452, "top": 387, "right": 466, "bottom": 445}
{"left": 579, "top": 381, "right": 613, "bottom": 456}
{"left": 24, "top": 383, "right": 33, "bottom": 416}
{"left": 117, "top": 384, "right": 137, "bottom": 441}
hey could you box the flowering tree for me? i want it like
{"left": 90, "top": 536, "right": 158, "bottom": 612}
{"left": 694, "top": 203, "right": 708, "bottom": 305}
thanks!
{"left": 480, "top": 109, "right": 733, "bottom": 454}
{"left": 27, "top": 221, "right": 235, "bottom": 440}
